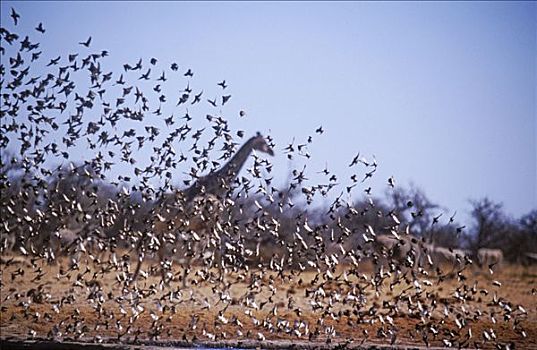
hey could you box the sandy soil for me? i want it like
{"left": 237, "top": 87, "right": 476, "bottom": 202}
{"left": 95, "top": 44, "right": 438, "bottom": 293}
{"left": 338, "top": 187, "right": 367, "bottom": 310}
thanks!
{"left": 1, "top": 254, "right": 536, "bottom": 349}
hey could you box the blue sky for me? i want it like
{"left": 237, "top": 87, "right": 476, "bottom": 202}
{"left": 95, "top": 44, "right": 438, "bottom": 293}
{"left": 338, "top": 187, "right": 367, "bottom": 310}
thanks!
{"left": 1, "top": 1, "right": 535, "bottom": 223}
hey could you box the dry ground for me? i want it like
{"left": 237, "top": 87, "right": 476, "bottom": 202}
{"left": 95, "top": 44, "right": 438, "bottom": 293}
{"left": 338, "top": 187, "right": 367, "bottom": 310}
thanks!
{"left": 1, "top": 253, "right": 536, "bottom": 349}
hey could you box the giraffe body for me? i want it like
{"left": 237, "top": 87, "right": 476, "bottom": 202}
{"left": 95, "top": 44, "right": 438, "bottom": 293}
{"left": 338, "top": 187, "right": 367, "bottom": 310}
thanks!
{"left": 131, "top": 133, "right": 273, "bottom": 286}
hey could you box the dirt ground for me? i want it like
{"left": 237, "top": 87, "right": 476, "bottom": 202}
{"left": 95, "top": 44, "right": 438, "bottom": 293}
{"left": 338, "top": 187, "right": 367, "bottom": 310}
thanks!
{"left": 1, "top": 254, "right": 536, "bottom": 349}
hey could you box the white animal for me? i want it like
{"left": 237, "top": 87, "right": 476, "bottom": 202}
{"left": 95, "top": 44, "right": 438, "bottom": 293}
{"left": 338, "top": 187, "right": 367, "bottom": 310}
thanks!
{"left": 477, "top": 248, "right": 503, "bottom": 269}
{"left": 422, "top": 244, "right": 471, "bottom": 273}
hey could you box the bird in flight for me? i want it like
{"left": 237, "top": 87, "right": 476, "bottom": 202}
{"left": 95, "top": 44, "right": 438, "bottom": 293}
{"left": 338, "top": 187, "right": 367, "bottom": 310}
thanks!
{"left": 35, "top": 22, "right": 45, "bottom": 33}
{"left": 11, "top": 8, "right": 20, "bottom": 26}
{"left": 207, "top": 98, "right": 217, "bottom": 107}
{"left": 349, "top": 152, "right": 360, "bottom": 167}
{"left": 79, "top": 36, "right": 92, "bottom": 47}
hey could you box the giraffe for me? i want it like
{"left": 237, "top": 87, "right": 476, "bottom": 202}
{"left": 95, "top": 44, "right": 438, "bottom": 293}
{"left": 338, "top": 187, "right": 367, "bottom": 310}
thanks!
{"left": 182, "top": 132, "right": 274, "bottom": 201}
{"left": 130, "top": 133, "right": 274, "bottom": 286}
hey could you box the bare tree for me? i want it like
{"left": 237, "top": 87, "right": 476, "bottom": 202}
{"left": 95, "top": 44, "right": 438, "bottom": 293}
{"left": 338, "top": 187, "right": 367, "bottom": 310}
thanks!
{"left": 386, "top": 183, "right": 441, "bottom": 237}
{"left": 503, "top": 210, "right": 537, "bottom": 264}
{"left": 466, "top": 198, "right": 508, "bottom": 254}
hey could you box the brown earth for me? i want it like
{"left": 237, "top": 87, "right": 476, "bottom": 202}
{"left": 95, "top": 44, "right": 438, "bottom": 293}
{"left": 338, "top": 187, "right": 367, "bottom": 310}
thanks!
{"left": 1, "top": 254, "right": 536, "bottom": 349}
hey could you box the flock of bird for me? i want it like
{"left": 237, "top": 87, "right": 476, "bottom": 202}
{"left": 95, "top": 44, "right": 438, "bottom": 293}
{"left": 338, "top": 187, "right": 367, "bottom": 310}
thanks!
{"left": 0, "top": 8, "right": 532, "bottom": 349}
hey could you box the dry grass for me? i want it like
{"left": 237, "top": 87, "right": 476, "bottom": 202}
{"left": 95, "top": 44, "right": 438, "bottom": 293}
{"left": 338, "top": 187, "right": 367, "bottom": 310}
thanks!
{"left": 1, "top": 253, "right": 536, "bottom": 349}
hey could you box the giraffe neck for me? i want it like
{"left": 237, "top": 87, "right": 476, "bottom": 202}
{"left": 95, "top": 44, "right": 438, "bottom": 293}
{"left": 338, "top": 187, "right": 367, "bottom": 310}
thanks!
{"left": 185, "top": 137, "right": 256, "bottom": 200}
{"left": 214, "top": 137, "right": 256, "bottom": 181}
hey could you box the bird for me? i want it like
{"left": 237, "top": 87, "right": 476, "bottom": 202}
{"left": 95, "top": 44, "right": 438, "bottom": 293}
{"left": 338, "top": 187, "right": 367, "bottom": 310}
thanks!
{"left": 35, "top": 22, "right": 45, "bottom": 33}
{"left": 207, "top": 98, "right": 217, "bottom": 107}
{"left": 449, "top": 211, "right": 457, "bottom": 223}
{"left": 349, "top": 153, "right": 360, "bottom": 167}
{"left": 139, "top": 68, "right": 151, "bottom": 80}
{"left": 79, "top": 36, "right": 92, "bottom": 47}
{"left": 46, "top": 56, "right": 61, "bottom": 66}
{"left": 10, "top": 8, "right": 20, "bottom": 25}
{"left": 191, "top": 91, "right": 203, "bottom": 104}
{"left": 387, "top": 176, "right": 395, "bottom": 188}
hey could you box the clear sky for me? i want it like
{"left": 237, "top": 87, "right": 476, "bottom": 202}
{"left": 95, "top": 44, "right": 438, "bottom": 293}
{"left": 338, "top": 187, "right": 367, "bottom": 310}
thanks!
{"left": 1, "top": 1, "right": 536, "bottom": 223}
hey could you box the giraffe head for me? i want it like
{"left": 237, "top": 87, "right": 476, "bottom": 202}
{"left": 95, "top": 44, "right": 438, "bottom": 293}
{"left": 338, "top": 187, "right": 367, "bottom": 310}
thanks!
{"left": 252, "top": 132, "right": 274, "bottom": 156}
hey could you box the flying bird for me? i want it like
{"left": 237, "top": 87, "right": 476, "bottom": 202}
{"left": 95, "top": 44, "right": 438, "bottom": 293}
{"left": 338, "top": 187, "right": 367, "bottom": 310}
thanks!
{"left": 10, "top": 8, "right": 20, "bottom": 25}
{"left": 207, "top": 98, "right": 217, "bottom": 107}
{"left": 349, "top": 153, "right": 360, "bottom": 167}
{"left": 79, "top": 36, "right": 92, "bottom": 47}
{"left": 46, "top": 56, "right": 61, "bottom": 66}
{"left": 35, "top": 22, "right": 45, "bottom": 33}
